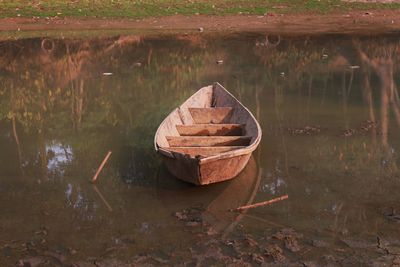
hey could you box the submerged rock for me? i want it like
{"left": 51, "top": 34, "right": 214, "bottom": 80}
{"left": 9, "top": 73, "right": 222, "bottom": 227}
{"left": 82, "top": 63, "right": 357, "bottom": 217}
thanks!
{"left": 173, "top": 206, "right": 205, "bottom": 227}
{"left": 286, "top": 125, "right": 321, "bottom": 135}
{"left": 273, "top": 228, "right": 302, "bottom": 252}
{"left": 265, "top": 244, "right": 286, "bottom": 263}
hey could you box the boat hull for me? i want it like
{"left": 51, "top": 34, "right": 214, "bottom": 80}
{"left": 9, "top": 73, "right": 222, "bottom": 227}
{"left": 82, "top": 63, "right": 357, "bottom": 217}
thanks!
{"left": 162, "top": 153, "right": 251, "bottom": 185}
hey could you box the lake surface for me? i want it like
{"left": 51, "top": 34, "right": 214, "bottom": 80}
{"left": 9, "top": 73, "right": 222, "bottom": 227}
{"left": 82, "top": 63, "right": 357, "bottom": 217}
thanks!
{"left": 0, "top": 32, "right": 399, "bottom": 266}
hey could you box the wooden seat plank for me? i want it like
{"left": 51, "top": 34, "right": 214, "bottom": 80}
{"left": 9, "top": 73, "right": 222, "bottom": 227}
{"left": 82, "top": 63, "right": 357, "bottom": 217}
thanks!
{"left": 165, "top": 146, "right": 245, "bottom": 157}
{"left": 176, "top": 124, "right": 244, "bottom": 136}
{"left": 189, "top": 107, "right": 233, "bottom": 124}
{"left": 166, "top": 136, "right": 251, "bottom": 147}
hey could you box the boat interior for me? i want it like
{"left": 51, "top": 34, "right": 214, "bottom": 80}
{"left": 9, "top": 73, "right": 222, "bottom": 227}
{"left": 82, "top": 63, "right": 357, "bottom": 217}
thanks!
{"left": 156, "top": 84, "right": 260, "bottom": 159}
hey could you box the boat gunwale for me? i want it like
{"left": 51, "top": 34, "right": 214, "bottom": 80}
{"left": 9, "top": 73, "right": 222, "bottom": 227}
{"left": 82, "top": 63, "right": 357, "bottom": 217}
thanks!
{"left": 154, "top": 82, "right": 262, "bottom": 165}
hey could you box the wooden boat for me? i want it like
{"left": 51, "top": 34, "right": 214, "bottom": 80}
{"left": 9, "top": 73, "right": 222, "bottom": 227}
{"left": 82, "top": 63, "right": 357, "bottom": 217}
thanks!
{"left": 154, "top": 82, "right": 262, "bottom": 185}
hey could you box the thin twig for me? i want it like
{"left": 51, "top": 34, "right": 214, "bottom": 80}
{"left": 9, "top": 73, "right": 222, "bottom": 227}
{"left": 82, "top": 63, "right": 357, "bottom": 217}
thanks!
{"left": 233, "top": 195, "right": 288, "bottom": 211}
{"left": 91, "top": 151, "right": 112, "bottom": 183}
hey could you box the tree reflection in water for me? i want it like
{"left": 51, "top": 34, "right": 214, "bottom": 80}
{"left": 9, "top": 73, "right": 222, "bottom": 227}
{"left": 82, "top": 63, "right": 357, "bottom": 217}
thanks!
{"left": 0, "top": 32, "right": 399, "bottom": 265}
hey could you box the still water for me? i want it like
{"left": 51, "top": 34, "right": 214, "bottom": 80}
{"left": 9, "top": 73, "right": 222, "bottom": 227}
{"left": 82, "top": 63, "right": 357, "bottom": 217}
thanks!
{"left": 0, "top": 32, "right": 399, "bottom": 266}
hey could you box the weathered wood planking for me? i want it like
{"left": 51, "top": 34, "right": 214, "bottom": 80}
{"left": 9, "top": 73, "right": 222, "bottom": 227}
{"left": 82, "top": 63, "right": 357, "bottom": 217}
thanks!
{"left": 176, "top": 124, "right": 244, "bottom": 136}
{"left": 189, "top": 107, "right": 233, "bottom": 124}
{"left": 200, "top": 154, "right": 251, "bottom": 184}
{"left": 166, "top": 146, "right": 245, "bottom": 157}
{"left": 179, "top": 85, "right": 213, "bottom": 124}
{"left": 213, "top": 83, "right": 259, "bottom": 144}
{"left": 155, "top": 108, "right": 183, "bottom": 148}
{"left": 166, "top": 136, "right": 251, "bottom": 147}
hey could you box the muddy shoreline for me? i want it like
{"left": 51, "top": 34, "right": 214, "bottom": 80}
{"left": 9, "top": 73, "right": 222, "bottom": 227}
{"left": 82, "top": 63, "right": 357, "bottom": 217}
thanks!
{"left": 1, "top": 10, "right": 400, "bottom": 35}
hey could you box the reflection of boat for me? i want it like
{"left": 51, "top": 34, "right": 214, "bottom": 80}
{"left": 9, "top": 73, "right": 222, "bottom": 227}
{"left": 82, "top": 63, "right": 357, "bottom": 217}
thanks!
{"left": 154, "top": 83, "right": 262, "bottom": 185}
{"left": 157, "top": 156, "right": 261, "bottom": 234}
{"left": 203, "top": 155, "right": 260, "bottom": 234}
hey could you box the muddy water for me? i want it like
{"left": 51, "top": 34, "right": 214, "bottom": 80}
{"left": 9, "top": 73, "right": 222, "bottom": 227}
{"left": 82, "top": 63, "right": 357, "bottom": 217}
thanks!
{"left": 0, "top": 32, "right": 400, "bottom": 266}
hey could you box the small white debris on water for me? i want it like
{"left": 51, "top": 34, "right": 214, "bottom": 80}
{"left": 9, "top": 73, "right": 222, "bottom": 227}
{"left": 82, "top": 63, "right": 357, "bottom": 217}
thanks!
{"left": 102, "top": 72, "right": 113, "bottom": 76}
{"left": 216, "top": 60, "right": 223, "bottom": 64}
{"left": 280, "top": 72, "right": 285, "bottom": 77}
{"left": 349, "top": 65, "right": 360, "bottom": 69}
{"left": 198, "top": 27, "right": 204, "bottom": 32}
{"left": 322, "top": 54, "right": 328, "bottom": 59}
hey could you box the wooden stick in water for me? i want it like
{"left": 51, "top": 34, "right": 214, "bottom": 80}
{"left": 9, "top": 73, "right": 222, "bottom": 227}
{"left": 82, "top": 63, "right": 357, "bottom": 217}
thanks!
{"left": 91, "top": 151, "right": 112, "bottom": 183}
{"left": 234, "top": 194, "right": 288, "bottom": 211}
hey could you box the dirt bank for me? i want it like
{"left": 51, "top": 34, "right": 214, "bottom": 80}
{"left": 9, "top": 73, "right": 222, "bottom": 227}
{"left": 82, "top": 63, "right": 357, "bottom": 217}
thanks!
{"left": 1, "top": 10, "right": 399, "bottom": 35}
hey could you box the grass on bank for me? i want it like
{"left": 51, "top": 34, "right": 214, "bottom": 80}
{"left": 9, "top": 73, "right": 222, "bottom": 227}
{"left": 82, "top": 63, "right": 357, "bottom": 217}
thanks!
{"left": 0, "top": 0, "right": 399, "bottom": 18}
